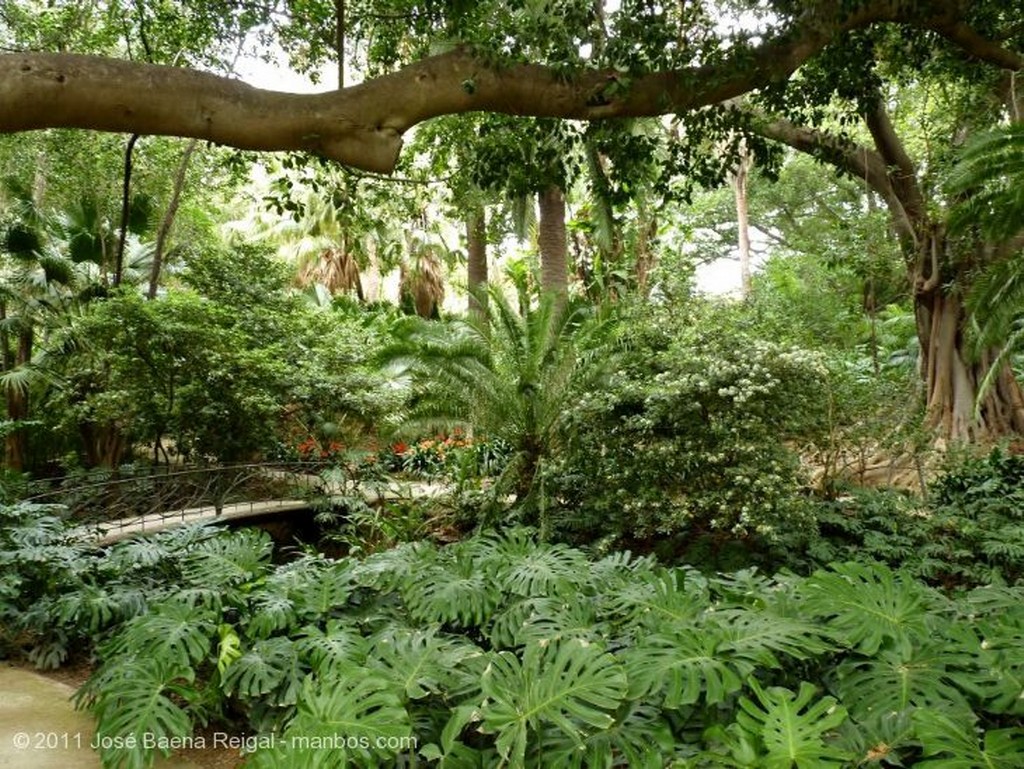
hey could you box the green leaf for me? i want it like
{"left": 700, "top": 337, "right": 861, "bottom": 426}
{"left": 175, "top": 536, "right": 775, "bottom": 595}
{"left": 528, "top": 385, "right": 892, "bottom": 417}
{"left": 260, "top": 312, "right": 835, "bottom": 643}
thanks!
{"left": 834, "top": 642, "right": 971, "bottom": 719}
{"left": 734, "top": 680, "right": 849, "bottom": 769}
{"left": 89, "top": 658, "right": 194, "bottom": 769}
{"left": 478, "top": 637, "right": 627, "bottom": 767}
{"left": 296, "top": 619, "right": 368, "bottom": 676}
{"left": 369, "top": 628, "right": 484, "bottom": 701}
{"left": 625, "top": 626, "right": 747, "bottom": 707}
{"left": 403, "top": 553, "right": 501, "bottom": 628}
{"left": 181, "top": 529, "right": 272, "bottom": 587}
{"left": 222, "top": 636, "right": 300, "bottom": 703}
{"left": 101, "top": 602, "right": 215, "bottom": 671}
{"left": 914, "top": 709, "right": 1024, "bottom": 768}
{"left": 798, "top": 562, "right": 934, "bottom": 654}
{"left": 246, "top": 671, "right": 412, "bottom": 769}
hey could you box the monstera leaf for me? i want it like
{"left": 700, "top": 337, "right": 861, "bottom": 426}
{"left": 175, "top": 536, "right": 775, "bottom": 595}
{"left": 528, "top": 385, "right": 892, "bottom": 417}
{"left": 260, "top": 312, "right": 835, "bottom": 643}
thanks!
{"left": 100, "top": 601, "right": 215, "bottom": 671}
{"left": 88, "top": 657, "right": 195, "bottom": 769}
{"left": 296, "top": 619, "right": 369, "bottom": 676}
{"left": 538, "top": 699, "right": 674, "bottom": 769}
{"left": 222, "top": 636, "right": 301, "bottom": 704}
{"left": 368, "top": 627, "right": 484, "bottom": 701}
{"left": 914, "top": 709, "right": 1024, "bottom": 768}
{"left": 625, "top": 625, "right": 749, "bottom": 707}
{"left": 486, "top": 531, "right": 589, "bottom": 598}
{"left": 478, "top": 637, "right": 628, "bottom": 767}
{"left": 402, "top": 551, "right": 502, "bottom": 628}
{"left": 600, "top": 567, "right": 708, "bottom": 634}
{"left": 180, "top": 529, "right": 272, "bottom": 587}
{"left": 246, "top": 671, "right": 412, "bottom": 769}
{"left": 834, "top": 642, "right": 971, "bottom": 719}
{"left": 798, "top": 562, "right": 937, "bottom": 654}
{"left": 733, "top": 680, "right": 850, "bottom": 769}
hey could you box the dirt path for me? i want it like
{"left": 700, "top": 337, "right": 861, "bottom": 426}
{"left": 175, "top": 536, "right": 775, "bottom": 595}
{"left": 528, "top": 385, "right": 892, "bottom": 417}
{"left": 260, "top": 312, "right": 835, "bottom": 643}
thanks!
{"left": 0, "top": 663, "right": 242, "bottom": 769}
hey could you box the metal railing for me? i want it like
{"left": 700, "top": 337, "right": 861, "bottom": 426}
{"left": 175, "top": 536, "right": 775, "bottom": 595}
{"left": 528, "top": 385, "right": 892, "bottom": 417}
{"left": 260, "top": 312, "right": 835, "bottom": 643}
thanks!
{"left": 24, "top": 461, "right": 334, "bottom": 536}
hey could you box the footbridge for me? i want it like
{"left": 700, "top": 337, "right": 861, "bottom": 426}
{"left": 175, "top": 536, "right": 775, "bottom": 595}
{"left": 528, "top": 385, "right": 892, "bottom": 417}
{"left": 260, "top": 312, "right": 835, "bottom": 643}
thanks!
{"left": 22, "top": 462, "right": 446, "bottom": 545}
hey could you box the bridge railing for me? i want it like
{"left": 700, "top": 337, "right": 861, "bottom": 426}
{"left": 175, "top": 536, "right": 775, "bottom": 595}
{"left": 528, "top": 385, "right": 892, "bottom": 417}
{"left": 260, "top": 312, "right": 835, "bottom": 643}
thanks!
{"left": 23, "top": 461, "right": 336, "bottom": 531}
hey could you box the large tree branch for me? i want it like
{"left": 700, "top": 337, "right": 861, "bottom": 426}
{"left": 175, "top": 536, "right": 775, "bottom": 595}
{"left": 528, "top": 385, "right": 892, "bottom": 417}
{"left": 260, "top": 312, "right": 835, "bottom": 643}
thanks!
{"left": 0, "top": 0, "right": 1013, "bottom": 173}
{"left": 751, "top": 115, "right": 918, "bottom": 245}
{"left": 929, "top": 19, "right": 1024, "bottom": 70}
{"left": 863, "top": 92, "right": 928, "bottom": 224}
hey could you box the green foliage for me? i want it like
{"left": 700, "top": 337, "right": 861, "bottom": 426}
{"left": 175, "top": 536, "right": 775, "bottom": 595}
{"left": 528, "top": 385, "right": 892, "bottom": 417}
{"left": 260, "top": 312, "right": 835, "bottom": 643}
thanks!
{"left": 551, "top": 300, "right": 826, "bottom": 553}
{"left": 729, "top": 681, "right": 849, "bottom": 768}
{"left": 799, "top": 450, "right": 1024, "bottom": 587}
{"left": 385, "top": 289, "right": 613, "bottom": 528}
{"left": 8, "top": 508, "right": 1024, "bottom": 769}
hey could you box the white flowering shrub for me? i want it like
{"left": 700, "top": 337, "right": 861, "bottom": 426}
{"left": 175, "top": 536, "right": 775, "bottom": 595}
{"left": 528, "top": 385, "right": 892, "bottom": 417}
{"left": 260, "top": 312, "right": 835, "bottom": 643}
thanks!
{"left": 549, "top": 310, "right": 829, "bottom": 555}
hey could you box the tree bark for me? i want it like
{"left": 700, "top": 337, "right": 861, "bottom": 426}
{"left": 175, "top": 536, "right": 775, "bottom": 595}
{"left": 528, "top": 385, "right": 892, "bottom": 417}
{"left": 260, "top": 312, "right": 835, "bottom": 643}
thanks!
{"left": 466, "top": 206, "right": 488, "bottom": 324}
{"left": 149, "top": 138, "right": 198, "bottom": 299}
{"left": 1, "top": 2, "right": 1016, "bottom": 173}
{"left": 756, "top": 105, "right": 1024, "bottom": 444}
{"left": 537, "top": 186, "right": 568, "bottom": 304}
{"left": 731, "top": 142, "right": 753, "bottom": 298}
{"left": 114, "top": 133, "right": 140, "bottom": 287}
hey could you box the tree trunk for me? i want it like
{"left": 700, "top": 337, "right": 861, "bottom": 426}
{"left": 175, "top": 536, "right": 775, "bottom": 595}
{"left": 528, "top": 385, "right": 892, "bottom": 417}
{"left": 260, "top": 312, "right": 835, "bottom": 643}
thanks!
{"left": 912, "top": 228, "right": 1024, "bottom": 443}
{"left": 757, "top": 105, "right": 1024, "bottom": 445}
{"left": 732, "top": 144, "right": 753, "bottom": 298}
{"left": 466, "top": 206, "right": 488, "bottom": 324}
{"left": 916, "top": 282, "right": 1024, "bottom": 445}
{"left": 537, "top": 185, "right": 568, "bottom": 304}
{"left": 149, "top": 138, "right": 198, "bottom": 299}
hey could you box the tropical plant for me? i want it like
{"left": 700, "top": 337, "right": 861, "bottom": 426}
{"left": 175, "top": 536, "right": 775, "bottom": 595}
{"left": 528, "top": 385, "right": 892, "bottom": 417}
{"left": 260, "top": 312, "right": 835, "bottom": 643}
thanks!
{"left": 384, "top": 288, "right": 614, "bottom": 531}
{"left": 8, "top": 506, "right": 1024, "bottom": 769}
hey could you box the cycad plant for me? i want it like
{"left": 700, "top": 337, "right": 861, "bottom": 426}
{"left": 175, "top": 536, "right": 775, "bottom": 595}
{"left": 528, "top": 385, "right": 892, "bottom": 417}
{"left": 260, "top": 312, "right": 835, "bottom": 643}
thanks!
{"left": 385, "top": 287, "right": 613, "bottom": 531}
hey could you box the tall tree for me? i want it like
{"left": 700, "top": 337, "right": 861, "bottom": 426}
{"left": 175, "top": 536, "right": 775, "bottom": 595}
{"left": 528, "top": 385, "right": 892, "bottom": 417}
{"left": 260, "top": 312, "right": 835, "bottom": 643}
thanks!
{"left": 740, "top": 14, "right": 1024, "bottom": 442}
{"left": 4, "top": 0, "right": 1024, "bottom": 443}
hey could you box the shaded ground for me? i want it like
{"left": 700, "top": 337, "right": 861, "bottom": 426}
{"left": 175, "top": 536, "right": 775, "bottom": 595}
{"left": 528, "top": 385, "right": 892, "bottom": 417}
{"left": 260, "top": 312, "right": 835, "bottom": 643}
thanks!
{"left": 0, "top": 663, "right": 242, "bottom": 769}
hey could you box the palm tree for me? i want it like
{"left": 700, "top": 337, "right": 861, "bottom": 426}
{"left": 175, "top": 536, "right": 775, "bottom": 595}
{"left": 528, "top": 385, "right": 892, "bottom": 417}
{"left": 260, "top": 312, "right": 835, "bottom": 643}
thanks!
{"left": 0, "top": 179, "right": 154, "bottom": 470}
{"left": 1, "top": 177, "right": 79, "bottom": 469}
{"left": 385, "top": 287, "right": 612, "bottom": 532}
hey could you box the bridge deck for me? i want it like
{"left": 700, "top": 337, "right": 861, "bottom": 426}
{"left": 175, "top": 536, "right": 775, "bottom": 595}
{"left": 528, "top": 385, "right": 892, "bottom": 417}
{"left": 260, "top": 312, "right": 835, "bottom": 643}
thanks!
{"left": 80, "top": 481, "right": 450, "bottom": 545}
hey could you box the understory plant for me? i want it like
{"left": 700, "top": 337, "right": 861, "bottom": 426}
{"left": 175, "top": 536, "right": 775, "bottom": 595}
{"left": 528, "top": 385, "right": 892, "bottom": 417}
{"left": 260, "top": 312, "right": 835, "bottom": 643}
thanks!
{"left": 804, "top": 447, "right": 1024, "bottom": 587}
{"left": 5, "top": 502, "right": 1023, "bottom": 769}
{"left": 383, "top": 288, "right": 613, "bottom": 530}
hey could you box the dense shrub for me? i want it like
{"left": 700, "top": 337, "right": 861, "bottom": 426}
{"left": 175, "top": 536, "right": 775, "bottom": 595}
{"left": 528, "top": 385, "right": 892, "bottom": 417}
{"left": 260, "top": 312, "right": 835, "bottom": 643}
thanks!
{"left": 803, "top": 448, "right": 1024, "bottom": 587}
{"left": 548, "top": 303, "right": 827, "bottom": 554}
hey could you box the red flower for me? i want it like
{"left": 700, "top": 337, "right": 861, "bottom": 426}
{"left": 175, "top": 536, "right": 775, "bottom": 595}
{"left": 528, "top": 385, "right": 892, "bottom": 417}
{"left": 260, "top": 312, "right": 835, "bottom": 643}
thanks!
{"left": 392, "top": 441, "right": 408, "bottom": 454}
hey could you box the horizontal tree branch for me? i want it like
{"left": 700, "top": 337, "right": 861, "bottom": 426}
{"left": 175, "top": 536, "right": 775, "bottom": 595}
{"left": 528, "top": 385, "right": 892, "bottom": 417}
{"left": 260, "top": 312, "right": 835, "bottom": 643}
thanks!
{"left": 0, "top": 0, "right": 1015, "bottom": 173}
